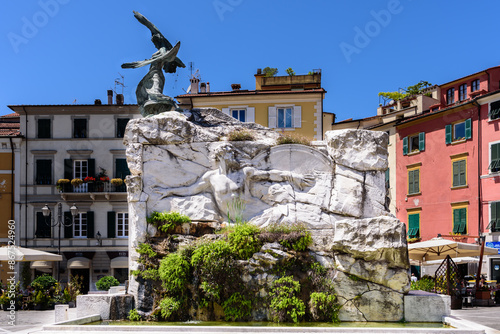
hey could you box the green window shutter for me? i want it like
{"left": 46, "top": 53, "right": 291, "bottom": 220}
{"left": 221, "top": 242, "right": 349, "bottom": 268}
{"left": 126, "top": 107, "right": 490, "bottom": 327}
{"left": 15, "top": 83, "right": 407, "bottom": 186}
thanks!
{"left": 414, "top": 169, "right": 419, "bottom": 193}
{"left": 115, "top": 159, "right": 131, "bottom": 179}
{"left": 465, "top": 118, "right": 472, "bottom": 139}
{"left": 88, "top": 159, "right": 95, "bottom": 178}
{"left": 64, "top": 211, "right": 73, "bottom": 238}
{"left": 87, "top": 211, "right": 94, "bottom": 239}
{"left": 403, "top": 137, "right": 408, "bottom": 155}
{"left": 64, "top": 159, "right": 73, "bottom": 179}
{"left": 458, "top": 208, "right": 467, "bottom": 234}
{"left": 452, "top": 161, "right": 459, "bottom": 187}
{"left": 408, "top": 170, "right": 413, "bottom": 194}
{"left": 459, "top": 160, "right": 466, "bottom": 185}
{"left": 408, "top": 214, "right": 420, "bottom": 238}
{"left": 490, "top": 144, "right": 500, "bottom": 172}
{"left": 107, "top": 211, "right": 116, "bottom": 238}
{"left": 445, "top": 124, "right": 452, "bottom": 144}
{"left": 419, "top": 132, "right": 425, "bottom": 151}
{"left": 453, "top": 209, "right": 460, "bottom": 233}
{"left": 491, "top": 202, "right": 498, "bottom": 231}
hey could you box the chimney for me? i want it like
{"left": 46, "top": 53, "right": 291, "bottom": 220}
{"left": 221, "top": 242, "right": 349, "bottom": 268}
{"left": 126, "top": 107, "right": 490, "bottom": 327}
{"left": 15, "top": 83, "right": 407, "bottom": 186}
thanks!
{"left": 200, "top": 82, "right": 207, "bottom": 93}
{"left": 257, "top": 68, "right": 262, "bottom": 75}
{"left": 231, "top": 83, "right": 241, "bottom": 91}
{"left": 206, "top": 82, "right": 210, "bottom": 92}
{"left": 107, "top": 90, "right": 113, "bottom": 104}
{"left": 116, "top": 94, "right": 124, "bottom": 105}
{"left": 190, "top": 78, "right": 200, "bottom": 94}
{"left": 94, "top": 99, "right": 102, "bottom": 105}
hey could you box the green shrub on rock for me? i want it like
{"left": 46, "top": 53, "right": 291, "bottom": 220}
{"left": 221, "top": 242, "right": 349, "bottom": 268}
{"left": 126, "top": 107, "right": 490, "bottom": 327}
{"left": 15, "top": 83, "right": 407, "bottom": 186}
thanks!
{"left": 222, "top": 292, "right": 252, "bottom": 321}
{"left": 159, "top": 296, "right": 181, "bottom": 320}
{"left": 128, "top": 309, "right": 142, "bottom": 321}
{"left": 159, "top": 252, "right": 191, "bottom": 295}
{"left": 228, "top": 223, "right": 261, "bottom": 259}
{"left": 259, "top": 222, "right": 312, "bottom": 251}
{"left": 95, "top": 276, "right": 120, "bottom": 291}
{"left": 147, "top": 211, "right": 191, "bottom": 233}
{"left": 309, "top": 292, "right": 340, "bottom": 323}
{"left": 269, "top": 276, "right": 305, "bottom": 323}
{"left": 31, "top": 274, "right": 57, "bottom": 292}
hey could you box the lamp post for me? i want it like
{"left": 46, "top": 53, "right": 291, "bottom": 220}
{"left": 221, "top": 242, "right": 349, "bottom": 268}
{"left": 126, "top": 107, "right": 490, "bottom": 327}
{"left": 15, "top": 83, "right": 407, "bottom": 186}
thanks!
{"left": 42, "top": 202, "right": 78, "bottom": 281}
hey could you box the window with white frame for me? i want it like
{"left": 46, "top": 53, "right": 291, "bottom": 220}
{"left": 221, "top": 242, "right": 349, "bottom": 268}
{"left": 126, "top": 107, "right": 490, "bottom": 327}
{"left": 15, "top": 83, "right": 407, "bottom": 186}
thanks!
{"left": 117, "top": 212, "right": 128, "bottom": 237}
{"left": 268, "top": 105, "right": 302, "bottom": 129}
{"left": 489, "top": 100, "right": 500, "bottom": 121}
{"left": 74, "top": 160, "right": 88, "bottom": 179}
{"left": 222, "top": 106, "right": 255, "bottom": 123}
{"left": 489, "top": 142, "right": 500, "bottom": 173}
{"left": 74, "top": 212, "right": 87, "bottom": 237}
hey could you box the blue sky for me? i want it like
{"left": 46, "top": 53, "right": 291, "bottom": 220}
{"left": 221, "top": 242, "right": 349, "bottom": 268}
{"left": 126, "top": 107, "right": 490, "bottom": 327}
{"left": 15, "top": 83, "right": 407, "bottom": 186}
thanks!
{"left": 1, "top": 0, "right": 500, "bottom": 122}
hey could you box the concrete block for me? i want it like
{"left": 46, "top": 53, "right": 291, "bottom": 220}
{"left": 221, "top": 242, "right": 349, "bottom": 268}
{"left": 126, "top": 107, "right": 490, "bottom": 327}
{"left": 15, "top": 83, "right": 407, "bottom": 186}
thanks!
{"left": 404, "top": 290, "right": 450, "bottom": 322}
{"left": 55, "top": 304, "right": 69, "bottom": 323}
{"left": 77, "top": 294, "right": 134, "bottom": 320}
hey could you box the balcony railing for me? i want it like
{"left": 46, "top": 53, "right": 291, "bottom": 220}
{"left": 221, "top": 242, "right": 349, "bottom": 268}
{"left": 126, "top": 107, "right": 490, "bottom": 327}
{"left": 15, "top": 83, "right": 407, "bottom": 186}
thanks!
{"left": 59, "top": 182, "right": 127, "bottom": 193}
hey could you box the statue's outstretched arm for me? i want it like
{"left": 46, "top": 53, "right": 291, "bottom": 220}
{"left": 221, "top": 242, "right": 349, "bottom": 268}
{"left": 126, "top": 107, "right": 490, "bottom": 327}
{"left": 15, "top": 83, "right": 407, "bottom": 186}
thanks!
{"left": 121, "top": 41, "right": 180, "bottom": 69}
{"left": 243, "top": 167, "right": 314, "bottom": 191}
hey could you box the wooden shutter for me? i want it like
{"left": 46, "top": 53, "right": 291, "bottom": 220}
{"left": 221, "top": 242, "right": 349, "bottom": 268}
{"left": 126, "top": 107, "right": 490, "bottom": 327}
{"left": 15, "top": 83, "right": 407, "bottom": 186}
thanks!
{"left": 403, "top": 137, "right": 408, "bottom": 155}
{"left": 419, "top": 132, "right": 425, "bottom": 151}
{"left": 64, "top": 159, "right": 73, "bottom": 179}
{"left": 246, "top": 107, "right": 255, "bottom": 123}
{"left": 115, "top": 159, "right": 130, "bottom": 179}
{"left": 293, "top": 106, "right": 302, "bottom": 128}
{"left": 88, "top": 159, "right": 95, "bottom": 178}
{"left": 108, "top": 211, "right": 116, "bottom": 238}
{"left": 36, "top": 212, "right": 51, "bottom": 238}
{"left": 453, "top": 209, "right": 460, "bottom": 233}
{"left": 445, "top": 124, "right": 452, "bottom": 144}
{"left": 86, "top": 211, "right": 94, "bottom": 239}
{"left": 465, "top": 118, "right": 472, "bottom": 139}
{"left": 490, "top": 143, "right": 500, "bottom": 172}
{"left": 491, "top": 202, "right": 498, "bottom": 231}
{"left": 452, "top": 161, "right": 459, "bottom": 187}
{"left": 459, "top": 160, "right": 466, "bottom": 185}
{"left": 458, "top": 208, "right": 467, "bottom": 234}
{"left": 414, "top": 169, "right": 419, "bottom": 193}
{"left": 64, "top": 211, "right": 73, "bottom": 238}
{"left": 222, "top": 108, "right": 229, "bottom": 115}
{"left": 268, "top": 107, "right": 277, "bottom": 128}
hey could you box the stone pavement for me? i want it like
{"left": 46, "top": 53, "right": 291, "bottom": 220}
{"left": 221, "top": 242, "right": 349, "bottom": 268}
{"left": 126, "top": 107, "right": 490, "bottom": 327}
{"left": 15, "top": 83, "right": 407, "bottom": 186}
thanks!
{"left": 0, "top": 306, "right": 499, "bottom": 334}
{"left": 450, "top": 305, "right": 500, "bottom": 333}
{"left": 0, "top": 308, "right": 77, "bottom": 334}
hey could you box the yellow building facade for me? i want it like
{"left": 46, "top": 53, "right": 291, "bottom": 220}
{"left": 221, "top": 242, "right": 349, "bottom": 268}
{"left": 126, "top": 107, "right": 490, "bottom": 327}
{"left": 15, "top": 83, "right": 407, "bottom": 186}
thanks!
{"left": 176, "top": 71, "right": 328, "bottom": 140}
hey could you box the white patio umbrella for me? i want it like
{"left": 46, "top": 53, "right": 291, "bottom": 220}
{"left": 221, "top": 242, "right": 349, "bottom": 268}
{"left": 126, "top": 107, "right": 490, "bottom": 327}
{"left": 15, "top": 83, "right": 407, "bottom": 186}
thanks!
{"left": 408, "top": 238, "right": 498, "bottom": 262}
{"left": 0, "top": 246, "right": 62, "bottom": 262}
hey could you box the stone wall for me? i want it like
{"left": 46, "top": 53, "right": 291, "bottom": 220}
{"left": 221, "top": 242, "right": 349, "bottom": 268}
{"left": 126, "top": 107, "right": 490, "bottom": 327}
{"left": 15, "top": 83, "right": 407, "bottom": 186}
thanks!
{"left": 124, "top": 108, "right": 410, "bottom": 321}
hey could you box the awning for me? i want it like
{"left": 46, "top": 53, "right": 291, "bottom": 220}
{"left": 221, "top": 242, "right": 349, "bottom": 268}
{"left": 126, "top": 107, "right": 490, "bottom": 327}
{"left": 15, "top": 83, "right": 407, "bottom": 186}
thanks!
{"left": 30, "top": 261, "right": 53, "bottom": 269}
{"left": 110, "top": 256, "right": 128, "bottom": 268}
{"left": 408, "top": 238, "right": 498, "bottom": 262}
{"left": 0, "top": 246, "right": 62, "bottom": 262}
{"left": 67, "top": 257, "right": 90, "bottom": 269}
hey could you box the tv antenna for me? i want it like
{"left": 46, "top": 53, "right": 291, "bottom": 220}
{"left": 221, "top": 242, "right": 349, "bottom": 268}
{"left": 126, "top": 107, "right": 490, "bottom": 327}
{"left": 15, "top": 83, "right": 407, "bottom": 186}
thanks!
{"left": 114, "top": 73, "right": 126, "bottom": 95}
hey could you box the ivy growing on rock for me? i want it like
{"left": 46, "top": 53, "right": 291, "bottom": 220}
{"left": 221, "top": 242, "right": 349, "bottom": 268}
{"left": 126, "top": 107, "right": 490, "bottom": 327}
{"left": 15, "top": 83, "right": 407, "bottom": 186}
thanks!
{"left": 147, "top": 211, "right": 191, "bottom": 233}
{"left": 269, "top": 276, "right": 305, "bottom": 323}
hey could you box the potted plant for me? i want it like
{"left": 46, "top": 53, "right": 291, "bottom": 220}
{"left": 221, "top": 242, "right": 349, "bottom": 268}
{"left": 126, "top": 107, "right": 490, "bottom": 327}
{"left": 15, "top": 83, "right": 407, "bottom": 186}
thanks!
{"left": 66, "top": 275, "right": 82, "bottom": 307}
{"left": 84, "top": 176, "right": 96, "bottom": 183}
{"left": 71, "top": 178, "right": 83, "bottom": 186}
{"left": 95, "top": 275, "right": 120, "bottom": 292}
{"left": 56, "top": 179, "right": 70, "bottom": 191}
{"left": 110, "top": 178, "right": 123, "bottom": 186}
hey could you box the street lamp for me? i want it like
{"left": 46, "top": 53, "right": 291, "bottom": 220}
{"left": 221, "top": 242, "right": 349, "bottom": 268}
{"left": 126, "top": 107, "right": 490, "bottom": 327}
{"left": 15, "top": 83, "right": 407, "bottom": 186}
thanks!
{"left": 42, "top": 202, "right": 78, "bottom": 281}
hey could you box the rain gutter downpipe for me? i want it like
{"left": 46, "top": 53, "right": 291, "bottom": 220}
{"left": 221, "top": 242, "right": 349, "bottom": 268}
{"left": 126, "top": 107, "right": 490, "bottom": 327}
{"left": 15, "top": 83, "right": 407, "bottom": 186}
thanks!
{"left": 23, "top": 107, "right": 28, "bottom": 247}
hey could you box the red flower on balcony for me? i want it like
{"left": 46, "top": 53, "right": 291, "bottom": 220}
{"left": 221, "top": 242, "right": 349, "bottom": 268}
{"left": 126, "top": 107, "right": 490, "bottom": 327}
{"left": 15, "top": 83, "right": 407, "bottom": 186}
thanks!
{"left": 99, "top": 176, "right": 110, "bottom": 182}
{"left": 84, "top": 176, "right": 96, "bottom": 183}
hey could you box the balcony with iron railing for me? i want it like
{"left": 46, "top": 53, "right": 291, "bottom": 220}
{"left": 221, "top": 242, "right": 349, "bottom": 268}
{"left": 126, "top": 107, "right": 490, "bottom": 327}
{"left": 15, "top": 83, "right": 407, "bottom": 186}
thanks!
{"left": 57, "top": 181, "right": 127, "bottom": 200}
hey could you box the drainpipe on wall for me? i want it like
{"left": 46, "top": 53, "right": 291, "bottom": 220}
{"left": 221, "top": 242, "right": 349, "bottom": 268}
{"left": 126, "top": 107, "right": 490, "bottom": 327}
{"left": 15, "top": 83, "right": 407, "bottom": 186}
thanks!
{"left": 8, "top": 137, "right": 14, "bottom": 221}
{"left": 472, "top": 99, "right": 482, "bottom": 239}
{"left": 23, "top": 107, "right": 28, "bottom": 247}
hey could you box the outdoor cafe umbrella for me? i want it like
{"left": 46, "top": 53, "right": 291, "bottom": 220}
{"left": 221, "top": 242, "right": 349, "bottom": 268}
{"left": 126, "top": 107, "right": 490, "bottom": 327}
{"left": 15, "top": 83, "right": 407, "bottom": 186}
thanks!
{"left": 0, "top": 246, "right": 62, "bottom": 262}
{"left": 408, "top": 238, "right": 498, "bottom": 262}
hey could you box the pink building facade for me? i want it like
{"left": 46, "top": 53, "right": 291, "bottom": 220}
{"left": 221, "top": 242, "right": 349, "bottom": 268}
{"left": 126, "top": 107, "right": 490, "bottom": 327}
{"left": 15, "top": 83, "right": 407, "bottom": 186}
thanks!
{"left": 396, "top": 66, "right": 500, "bottom": 280}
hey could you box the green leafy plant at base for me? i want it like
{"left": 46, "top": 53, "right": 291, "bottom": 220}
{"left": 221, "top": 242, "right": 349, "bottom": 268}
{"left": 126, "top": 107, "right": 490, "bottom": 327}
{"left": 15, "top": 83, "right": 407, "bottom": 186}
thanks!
{"left": 136, "top": 242, "right": 157, "bottom": 259}
{"left": 159, "top": 296, "right": 181, "bottom": 320}
{"left": 227, "top": 130, "right": 255, "bottom": 141}
{"left": 309, "top": 292, "right": 340, "bottom": 323}
{"left": 259, "top": 222, "right": 312, "bottom": 251}
{"left": 147, "top": 211, "right": 191, "bottom": 233}
{"left": 159, "top": 252, "right": 191, "bottom": 295}
{"left": 31, "top": 274, "right": 57, "bottom": 292}
{"left": 228, "top": 223, "right": 261, "bottom": 260}
{"left": 191, "top": 240, "right": 239, "bottom": 304}
{"left": 128, "top": 309, "right": 142, "bottom": 321}
{"left": 222, "top": 292, "right": 252, "bottom": 321}
{"left": 410, "top": 276, "right": 435, "bottom": 292}
{"left": 276, "top": 133, "right": 311, "bottom": 146}
{"left": 95, "top": 276, "right": 120, "bottom": 291}
{"left": 269, "top": 276, "right": 305, "bottom": 323}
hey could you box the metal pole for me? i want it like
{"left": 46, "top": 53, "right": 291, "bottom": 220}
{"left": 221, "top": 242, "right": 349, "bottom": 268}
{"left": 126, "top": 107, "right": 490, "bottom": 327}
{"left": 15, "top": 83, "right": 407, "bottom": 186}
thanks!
{"left": 475, "top": 236, "right": 486, "bottom": 293}
{"left": 57, "top": 202, "right": 62, "bottom": 282}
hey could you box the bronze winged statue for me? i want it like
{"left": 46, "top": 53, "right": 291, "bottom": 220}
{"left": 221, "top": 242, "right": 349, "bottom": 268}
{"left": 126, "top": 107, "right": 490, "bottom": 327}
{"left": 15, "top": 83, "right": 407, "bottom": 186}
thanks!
{"left": 122, "top": 11, "right": 186, "bottom": 117}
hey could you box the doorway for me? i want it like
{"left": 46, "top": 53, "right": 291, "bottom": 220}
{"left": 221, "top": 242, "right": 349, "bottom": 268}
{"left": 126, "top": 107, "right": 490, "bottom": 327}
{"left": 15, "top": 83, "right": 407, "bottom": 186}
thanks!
{"left": 70, "top": 269, "right": 90, "bottom": 294}
{"left": 491, "top": 258, "right": 500, "bottom": 282}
